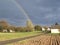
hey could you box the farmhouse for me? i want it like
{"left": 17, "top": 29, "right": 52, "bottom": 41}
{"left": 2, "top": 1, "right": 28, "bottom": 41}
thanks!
{"left": 42, "top": 26, "right": 48, "bottom": 31}
{"left": 50, "top": 25, "right": 60, "bottom": 33}
{"left": 47, "top": 27, "right": 51, "bottom": 31}
{"left": 3, "top": 29, "right": 7, "bottom": 32}
{"left": 9, "top": 29, "right": 15, "bottom": 32}
{"left": 2, "top": 29, "right": 14, "bottom": 32}
{"left": 42, "top": 27, "right": 46, "bottom": 31}
{"left": 42, "top": 24, "right": 60, "bottom": 33}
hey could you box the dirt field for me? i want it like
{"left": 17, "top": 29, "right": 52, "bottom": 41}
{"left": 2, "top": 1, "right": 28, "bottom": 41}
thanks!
{"left": 8, "top": 34, "right": 60, "bottom": 45}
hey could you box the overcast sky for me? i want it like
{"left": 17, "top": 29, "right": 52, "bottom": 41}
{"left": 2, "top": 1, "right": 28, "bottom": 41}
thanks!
{"left": 0, "top": 0, "right": 60, "bottom": 26}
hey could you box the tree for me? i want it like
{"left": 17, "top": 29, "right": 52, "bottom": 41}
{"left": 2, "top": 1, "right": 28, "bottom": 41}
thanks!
{"left": 15, "top": 27, "right": 26, "bottom": 32}
{"left": 26, "top": 20, "right": 34, "bottom": 32}
{"left": 8, "top": 26, "right": 15, "bottom": 31}
{"left": 0, "top": 20, "right": 9, "bottom": 32}
{"left": 34, "top": 25, "right": 42, "bottom": 31}
{"left": 0, "top": 26, "right": 3, "bottom": 32}
{"left": 55, "top": 22, "right": 59, "bottom": 25}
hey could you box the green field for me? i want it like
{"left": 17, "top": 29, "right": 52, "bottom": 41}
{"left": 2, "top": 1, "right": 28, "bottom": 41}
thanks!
{"left": 0, "top": 31, "right": 41, "bottom": 41}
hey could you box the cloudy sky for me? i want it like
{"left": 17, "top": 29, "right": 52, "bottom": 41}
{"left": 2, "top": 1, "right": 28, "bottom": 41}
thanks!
{"left": 0, "top": 0, "right": 60, "bottom": 26}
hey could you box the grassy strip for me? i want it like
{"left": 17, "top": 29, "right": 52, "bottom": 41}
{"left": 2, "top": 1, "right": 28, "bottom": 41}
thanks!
{"left": 0, "top": 31, "right": 41, "bottom": 41}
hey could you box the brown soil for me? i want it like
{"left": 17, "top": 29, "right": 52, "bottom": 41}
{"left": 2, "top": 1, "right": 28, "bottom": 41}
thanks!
{"left": 0, "top": 34, "right": 60, "bottom": 45}
{"left": 11, "top": 35, "right": 60, "bottom": 45}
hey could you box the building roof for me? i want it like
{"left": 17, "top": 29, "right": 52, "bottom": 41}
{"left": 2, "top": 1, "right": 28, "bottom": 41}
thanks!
{"left": 51, "top": 25, "right": 60, "bottom": 29}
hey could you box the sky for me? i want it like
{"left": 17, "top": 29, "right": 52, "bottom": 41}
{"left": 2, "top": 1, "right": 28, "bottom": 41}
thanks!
{"left": 0, "top": 0, "right": 60, "bottom": 26}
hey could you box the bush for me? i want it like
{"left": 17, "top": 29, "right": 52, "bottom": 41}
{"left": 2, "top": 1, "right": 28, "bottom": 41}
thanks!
{"left": 34, "top": 25, "right": 42, "bottom": 31}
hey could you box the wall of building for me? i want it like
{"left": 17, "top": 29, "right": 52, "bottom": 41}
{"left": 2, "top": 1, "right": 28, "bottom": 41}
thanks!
{"left": 51, "top": 29, "right": 60, "bottom": 33}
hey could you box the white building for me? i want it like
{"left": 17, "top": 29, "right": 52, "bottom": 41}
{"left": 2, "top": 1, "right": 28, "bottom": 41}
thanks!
{"left": 9, "top": 30, "right": 15, "bottom": 32}
{"left": 3, "top": 29, "right": 7, "bottom": 32}
{"left": 42, "top": 27, "right": 46, "bottom": 31}
{"left": 51, "top": 29, "right": 60, "bottom": 33}
{"left": 50, "top": 25, "right": 60, "bottom": 33}
{"left": 47, "top": 27, "right": 51, "bottom": 31}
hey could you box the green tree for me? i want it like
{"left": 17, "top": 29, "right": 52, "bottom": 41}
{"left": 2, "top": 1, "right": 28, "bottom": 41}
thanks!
{"left": 0, "top": 26, "right": 3, "bottom": 32}
{"left": 34, "top": 25, "right": 42, "bottom": 31}
{"left": 26, "top": 20, "right": 34, "bottom": 32}
{"left": 55, "top": 22, "right": 59, "bottom": 25}
{"left": 15, "top": 27, "right": 26, "bottom": 32}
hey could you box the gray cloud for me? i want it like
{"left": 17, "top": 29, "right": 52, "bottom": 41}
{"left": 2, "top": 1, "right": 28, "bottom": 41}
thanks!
{"left": 0, "top": 0, "right": 60, "bottom": 26}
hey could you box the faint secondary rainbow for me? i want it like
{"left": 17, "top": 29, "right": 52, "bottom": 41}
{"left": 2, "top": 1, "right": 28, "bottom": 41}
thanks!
{"left": 11, "top": 0, "right": 31, "bottom": 21}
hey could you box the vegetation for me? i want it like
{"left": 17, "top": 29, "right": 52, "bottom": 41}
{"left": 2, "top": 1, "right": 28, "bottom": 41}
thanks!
{"left": 34, "top": 25, "right": 42, "bottom": 31}
{"left": 0, "top": 26, "right": 3, "bottom": 32}
{"left": 55, "top": 22, "right": 59, "bottom": 25}
{"left": 26, "top": 20, "right": 34, "bottom": 31}
{"left": 0, "top": 20, "right": 35, "bottom": 32}
{"left": 0, "top": 31, "right": 41, "bottom": 41}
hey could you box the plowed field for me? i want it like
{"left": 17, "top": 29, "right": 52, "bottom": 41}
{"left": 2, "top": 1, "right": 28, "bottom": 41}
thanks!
{"left": 9, "top": 34, "right": 60, "bottom": 45}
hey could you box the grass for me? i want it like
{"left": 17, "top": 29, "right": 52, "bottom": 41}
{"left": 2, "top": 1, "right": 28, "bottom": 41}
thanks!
{"left": 0, "top": 31, "right": 41, "bottom": 41}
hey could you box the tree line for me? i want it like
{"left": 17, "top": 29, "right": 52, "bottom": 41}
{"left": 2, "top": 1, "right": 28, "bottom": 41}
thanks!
{"left": 0, "top": 20, "right": 42, "bottom": 32}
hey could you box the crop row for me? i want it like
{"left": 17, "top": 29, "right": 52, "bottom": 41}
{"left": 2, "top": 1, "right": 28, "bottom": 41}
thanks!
{"left": 8, "top": 35, "right": 60, "bottom": 45}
